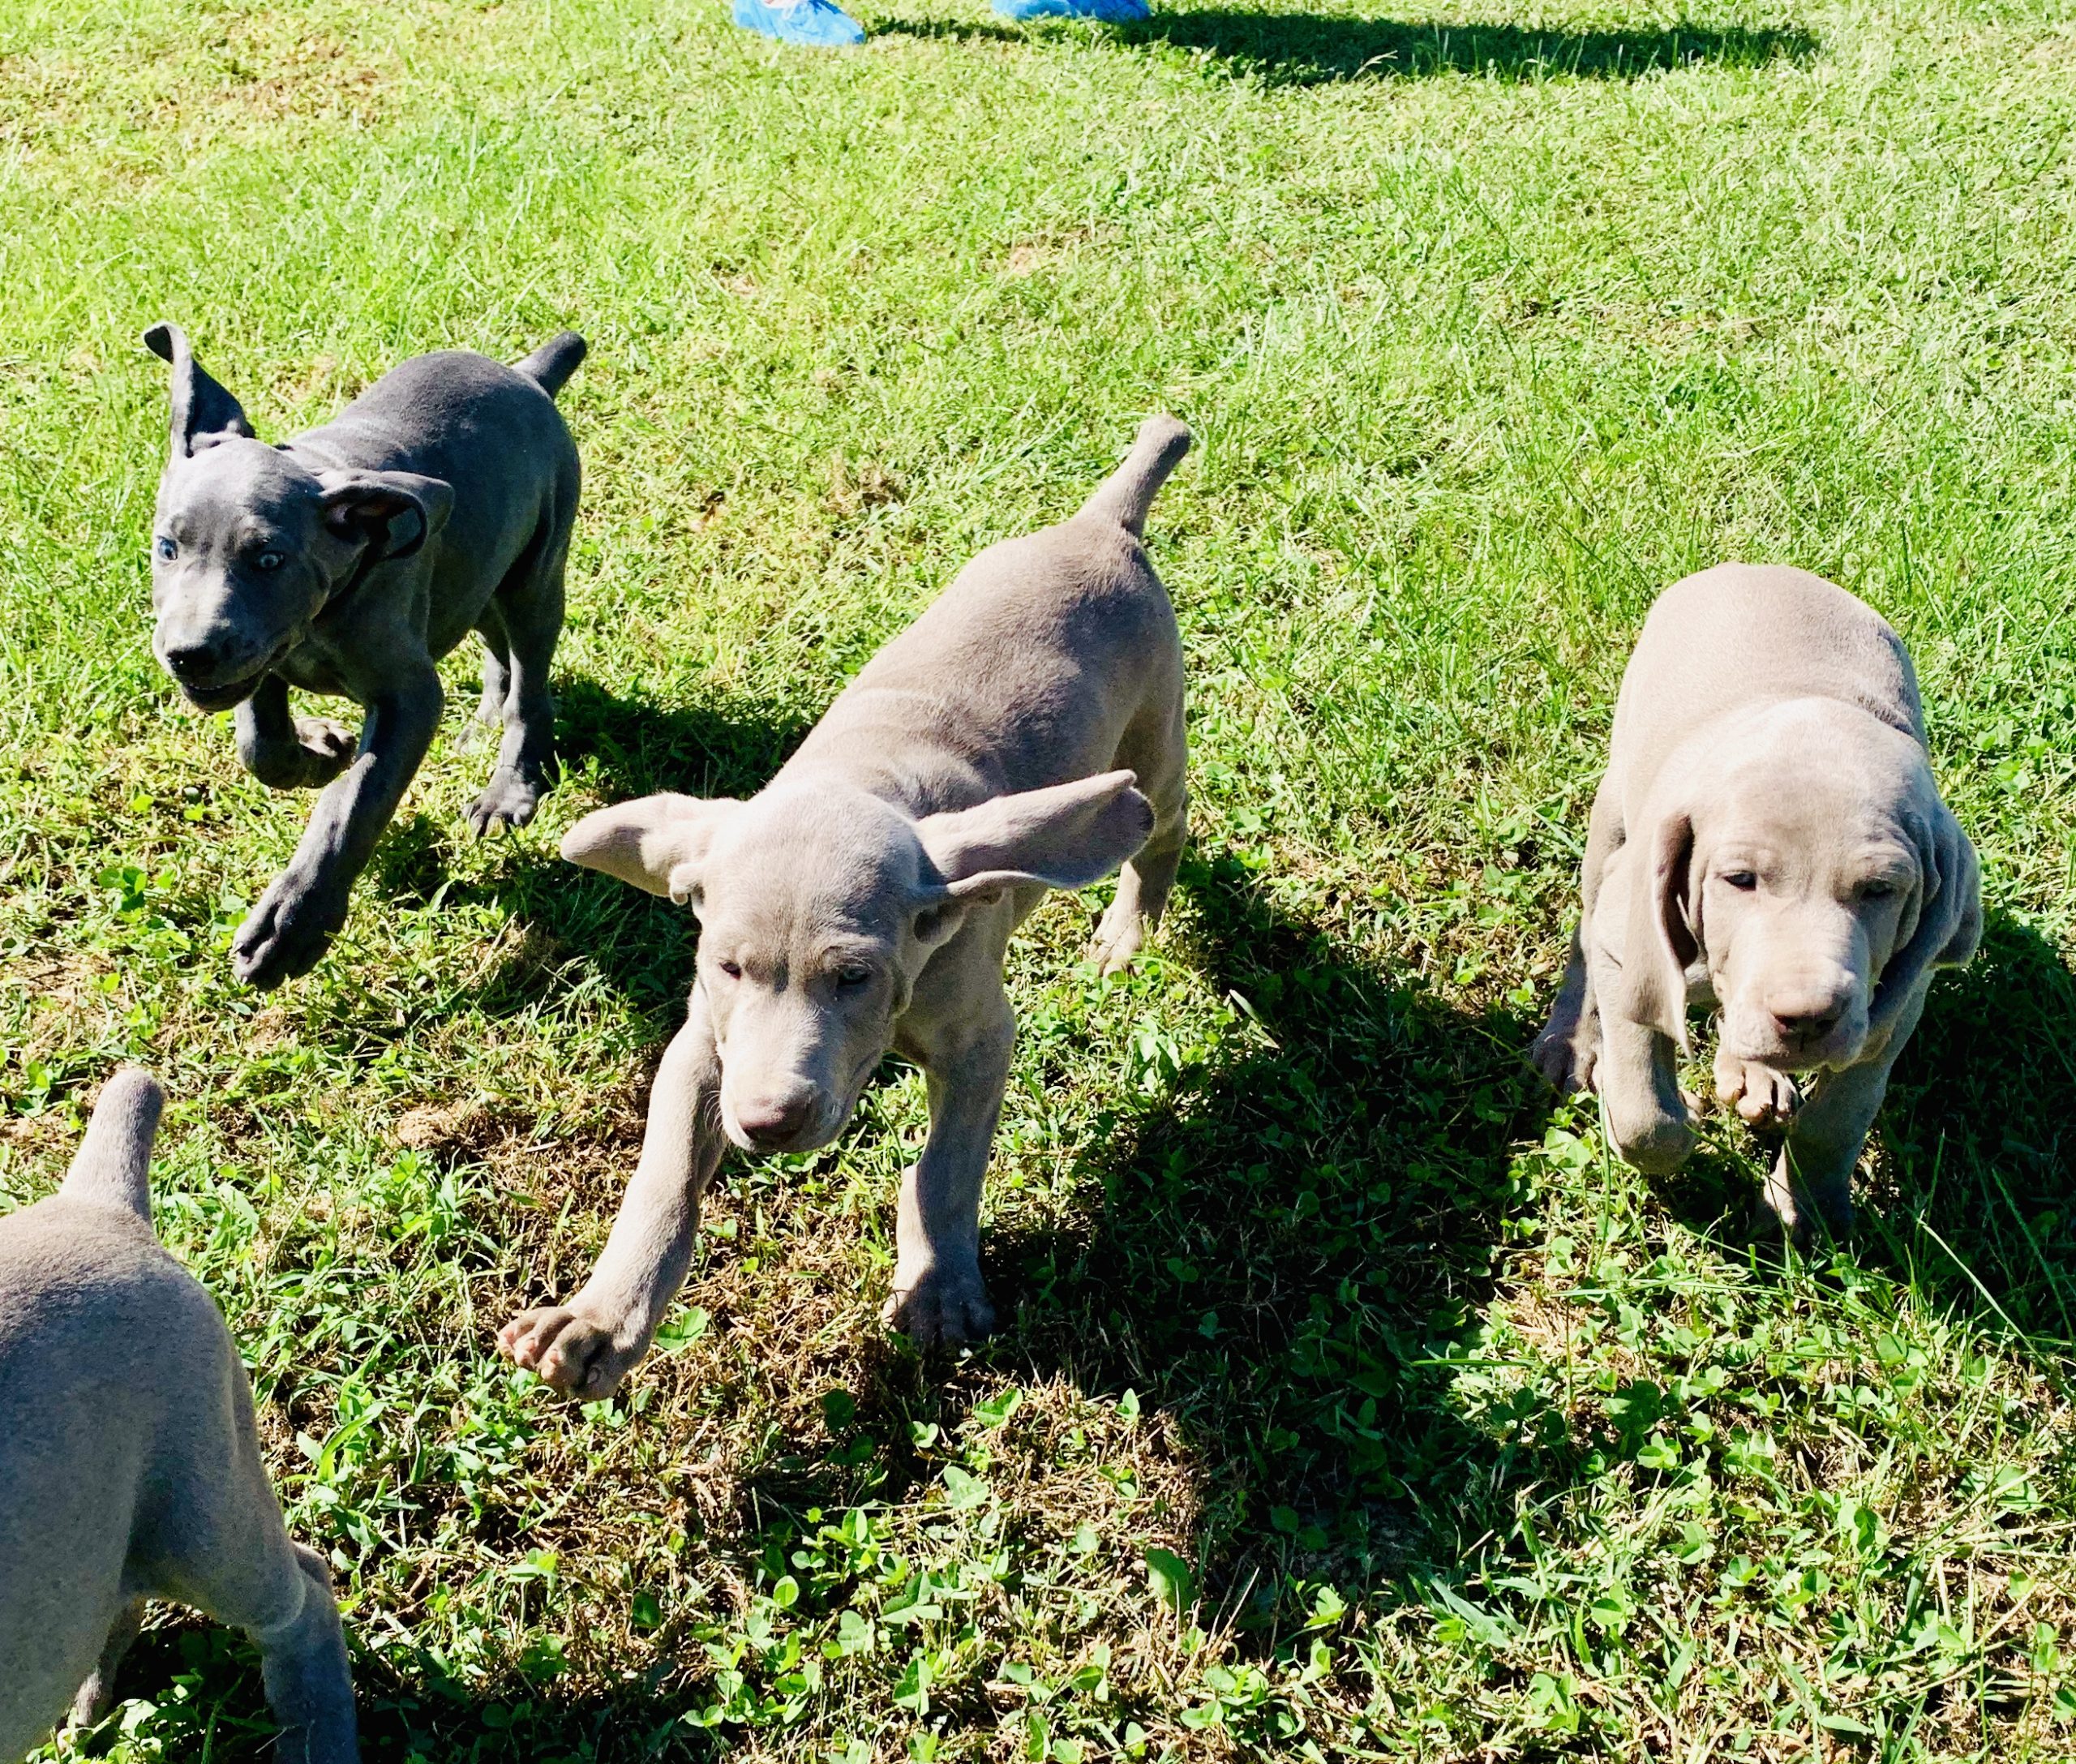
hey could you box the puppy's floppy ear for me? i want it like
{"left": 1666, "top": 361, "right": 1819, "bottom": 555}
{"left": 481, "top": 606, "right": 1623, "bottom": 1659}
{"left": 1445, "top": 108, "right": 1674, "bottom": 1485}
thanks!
{"left": 561, "top": 795, "right": 741, "bottom": 906}
{"left": 915, "top": 770, "right": 1154, "bottom": 911}
{"left": 1611, "top": 795, "right": 1698, "bottom": 1051}
{"left": 319, "top": 470, "right": 456, "bottom": 563}
{"left": 1870, "top": 785, "right": 1981, "bottom": 1038}
{"left": 144, "top": 322, "right": 255, "bottom": 456}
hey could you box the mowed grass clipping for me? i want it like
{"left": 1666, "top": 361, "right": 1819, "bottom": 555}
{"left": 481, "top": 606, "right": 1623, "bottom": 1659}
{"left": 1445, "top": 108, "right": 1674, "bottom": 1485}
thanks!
{"left": 2, "top": 0, "right": 2075, "bottom": 1755}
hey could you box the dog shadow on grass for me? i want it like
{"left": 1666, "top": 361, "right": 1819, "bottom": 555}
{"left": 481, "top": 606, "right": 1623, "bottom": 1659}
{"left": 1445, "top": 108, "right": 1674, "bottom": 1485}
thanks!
{"left": 1616, "top": 906, "right": 2076, "bottom": 1357}
{"left": 708, "top": 845, "right": 1562, "bottom": 1669}
{"left": 1863, "top": 909, "right": 2076, "bottom": 1345}
{"left": 881, "top": 7, "right": 1815, "bottom": 85}
{"left": 969, "top": 848, "right": 1560, "bottom": 1629}
{"left": 369, "top": 673, "right": 811, "bottom": 1023}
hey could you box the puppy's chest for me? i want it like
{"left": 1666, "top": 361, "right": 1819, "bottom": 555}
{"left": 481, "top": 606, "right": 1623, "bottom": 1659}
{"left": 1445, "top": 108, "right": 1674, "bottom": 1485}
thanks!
{"left": 274, "top": 648, "right": 353, "bottom": 700}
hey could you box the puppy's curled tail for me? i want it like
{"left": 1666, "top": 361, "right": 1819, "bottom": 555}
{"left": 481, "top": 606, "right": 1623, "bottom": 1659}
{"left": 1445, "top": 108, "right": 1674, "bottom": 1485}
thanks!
{"left": 62, "top": 1068, "right": 163, "bottom": 1224}
{"left": 514, "top": 331, "right": 587, "bottom": 399}
{"left": 1078, "top": 415, "right": 1191, "bottom": 539}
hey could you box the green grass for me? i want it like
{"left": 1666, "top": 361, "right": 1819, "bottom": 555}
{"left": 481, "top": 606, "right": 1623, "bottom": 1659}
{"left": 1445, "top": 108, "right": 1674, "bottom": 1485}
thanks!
{"left": 3, "top": 0, "right": 2076, "bottom": 1754}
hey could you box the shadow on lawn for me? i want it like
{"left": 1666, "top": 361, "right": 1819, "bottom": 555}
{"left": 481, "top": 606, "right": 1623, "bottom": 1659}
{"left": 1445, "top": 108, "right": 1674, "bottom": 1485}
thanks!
{"left": 1869, "top": 909, "right": 2076, "bottom": 1345}
{"left": 371, "top": 673, "right": 809, "bottom": 1022}
{"left": 95, "top": 1620, "right": 723, "bottom": 1764}
{"left": 881, "top": 7, "right": 1816, "bottom": 85}
{"left": 1610, "top": 907, "right": 2076, "bottom": 1348}
{"left": 976, "top": 849, "right": 1560, "bottom": 1622}
{"left": 1118, "top": 10, "right": 1816, "bottom": 86}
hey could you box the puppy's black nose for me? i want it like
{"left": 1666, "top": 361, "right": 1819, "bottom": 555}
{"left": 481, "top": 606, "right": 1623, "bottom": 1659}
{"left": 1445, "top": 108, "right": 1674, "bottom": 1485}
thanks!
{"left": 736, "top": 1092, "right": 817, "bottom": 1148}
{"left": 163, "top": 642, "right": 219, "bottom": 680}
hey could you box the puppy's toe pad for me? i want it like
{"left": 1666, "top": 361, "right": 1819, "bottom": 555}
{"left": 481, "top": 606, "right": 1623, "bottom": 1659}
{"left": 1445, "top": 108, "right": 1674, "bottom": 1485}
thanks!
{"left": 499, "top": 1306, "right": 637, "bottom": 1400}
{"left": 1716, "top": 1056, "right": 1801, "bottom": 1127}
{"left": 1087, "top": 920, "right": 1146, "bottom": 976}
{"left": 467, "top": 770, "right": 546, "bottom": 837}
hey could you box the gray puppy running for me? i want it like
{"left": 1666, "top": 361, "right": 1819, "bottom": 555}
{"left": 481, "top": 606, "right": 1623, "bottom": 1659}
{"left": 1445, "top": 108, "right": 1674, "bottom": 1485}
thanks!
{"left": 144, "top": 323, "right": 584, "bottom": 989}
{"left": 1532, "top": 563, "right": 1980, "bottom": 1238}
{"left": 500, "top": 418, "right": 1192, "bottom": 1398}
{"left": 0, "top": 1071, "right": 357, "bottom": 1763}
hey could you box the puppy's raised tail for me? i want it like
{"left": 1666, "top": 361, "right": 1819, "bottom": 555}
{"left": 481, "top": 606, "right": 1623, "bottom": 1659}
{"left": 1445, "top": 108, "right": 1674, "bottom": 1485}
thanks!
{"left": 62, "top": 1068, "right": 163, "bottom": 1223}
{"left": 1078, "top": 415, "right": 1190, "bottom": 539}
{"left": 514, "top": 331, "right": 587, "bottom": 399}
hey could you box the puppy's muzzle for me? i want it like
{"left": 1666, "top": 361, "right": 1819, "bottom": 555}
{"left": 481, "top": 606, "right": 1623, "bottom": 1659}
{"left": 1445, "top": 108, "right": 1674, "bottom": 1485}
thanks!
{"left": 157, "top": 635, "right": 272, "bottom": 710}
{"left": 1729, "top": 977, "right": 1866, "bottom": 1071}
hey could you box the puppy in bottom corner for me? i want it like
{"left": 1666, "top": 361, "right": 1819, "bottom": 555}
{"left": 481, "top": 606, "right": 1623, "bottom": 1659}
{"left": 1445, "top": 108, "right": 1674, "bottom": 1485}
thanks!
{"left": 0, "top": 1071, "right": 356, "bottom": 1763}
{"left": 500, "top": 418, "right": 1192, "bottom": 1399}
{"left": 1532, "top": 563, "right": 1981, "bottom": 1239}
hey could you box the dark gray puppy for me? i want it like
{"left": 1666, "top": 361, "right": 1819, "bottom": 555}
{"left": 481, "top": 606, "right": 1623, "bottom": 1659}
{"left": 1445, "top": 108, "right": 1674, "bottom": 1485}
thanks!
{"left": 144, "top": 323, "right": 584, "bottom": 988}
{"left": 0, "top": 1071, "right": 356, "bottom": 1763}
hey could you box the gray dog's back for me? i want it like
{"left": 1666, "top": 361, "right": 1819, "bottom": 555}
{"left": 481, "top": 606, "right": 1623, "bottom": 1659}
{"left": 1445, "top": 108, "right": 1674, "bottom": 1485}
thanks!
{"left": 284, "top": 348, "right": 581, "bottom": 661}
{"left": 794, "top": 418, "right": 1191, "bottom": 816}
{"left": 1615, "top": 563, "right": 1925, "bottom": 807}
{"left": 0, "top": 1199, "right": 201, "bottom": 1756}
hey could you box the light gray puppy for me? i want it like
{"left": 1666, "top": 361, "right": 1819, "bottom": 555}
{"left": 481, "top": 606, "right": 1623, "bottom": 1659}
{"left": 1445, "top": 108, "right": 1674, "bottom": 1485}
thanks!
{"left": 0, "top": 1071, "right": 356, "bottom": 1763}
{"left": 144, "top": 322, "right": 584, "bottom": 989}
{"left": 500, "top": 418, "right": 1192, "bottom": 1397}
{"left": 1532, "top": 563, "right": 1980, "bottom": 1237}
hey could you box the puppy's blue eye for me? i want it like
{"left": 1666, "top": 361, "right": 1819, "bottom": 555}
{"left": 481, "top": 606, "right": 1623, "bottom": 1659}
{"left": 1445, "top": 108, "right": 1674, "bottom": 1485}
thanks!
{"left": 254, "top": 550, "right": 285, "bottom": 571}
{"left": 1859, "top": 880, "right": 1898, "bottom": 901}
{"left": 155, "top": 537, "right": 177, "bottom": 560}
{"left": 1724, "top": 871, "right": 1758, "bottom": 891}
{"left": 834, "top": 964, "right": 872, "bottom": 990}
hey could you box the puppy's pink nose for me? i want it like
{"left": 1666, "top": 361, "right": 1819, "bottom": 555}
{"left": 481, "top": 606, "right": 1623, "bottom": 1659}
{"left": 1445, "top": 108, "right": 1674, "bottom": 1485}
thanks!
{"left": 736, "top": 1092, "right": 817, "bottom": 1148}
{"left": 1769, "top": 991, "right": 1847, "bottom": 1045}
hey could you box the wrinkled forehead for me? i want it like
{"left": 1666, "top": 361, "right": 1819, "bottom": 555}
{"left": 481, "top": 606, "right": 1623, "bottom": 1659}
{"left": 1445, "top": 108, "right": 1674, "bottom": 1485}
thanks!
{"left": 1709, "top": 749, "right": 1921, "bottom": 875}
{"left": 698, "top": 792, "right": 922, "bottom": 945}
{"left": 158, "top": 438, "right": 315, "bottom": 520}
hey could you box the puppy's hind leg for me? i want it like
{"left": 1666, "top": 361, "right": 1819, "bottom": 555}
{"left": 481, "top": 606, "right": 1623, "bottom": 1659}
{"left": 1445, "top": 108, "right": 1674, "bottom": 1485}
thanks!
{"left": 466, "top": 519, "right": 566, "bottom": 837}
{"left": 251, "top": 1545, "right": 358, "bottom": 1764}
{"left": 1090, "top": 699, "right": 1186, "bottom": 975}
{"left": 152, "top": 1374, "right": 357, "bottom": 1762}
{"left": 69, "top": 1597, "right": 146, "bottom": 1737}
{"left": 466, "top": 602, "right": 513, "bottom": 749}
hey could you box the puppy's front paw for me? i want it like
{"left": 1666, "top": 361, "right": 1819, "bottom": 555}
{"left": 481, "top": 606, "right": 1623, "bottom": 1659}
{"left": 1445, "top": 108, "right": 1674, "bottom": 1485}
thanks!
{"left": 294, "top": 718, "right": 357, "bottom": 784}
{"left": 498, "top": 1303, "right": 642, "bottom": 1400}
{"left": 1530, "top": 1012, "right": 1599, "bottom": 1095}
{"left": 1757, "top": 1152, "right": 1852, "bottom": 1247}
{"left": 883, "top": 1264, "right": 997, "bottom": 1347}
{"left": 1714, "top": 1054, "right": 1802, "bottom": 1127}
{"left": 232, "top": 875, "right": 345, "bottom": 989}
{"left": 1085, "top": 908, "right": 1146, "bottom": 976}
{"left": 466, "top": 766, "right": 548, "bottom": 838}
